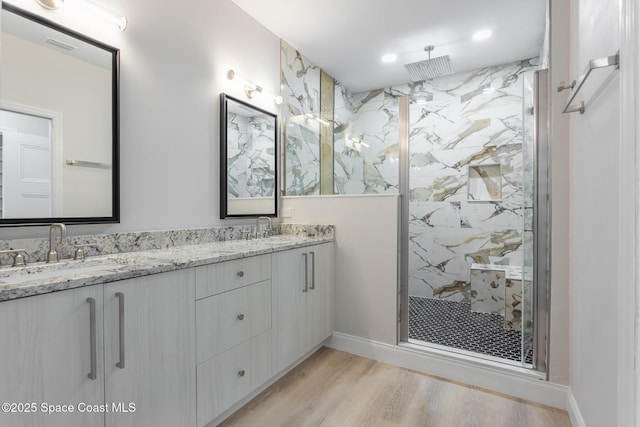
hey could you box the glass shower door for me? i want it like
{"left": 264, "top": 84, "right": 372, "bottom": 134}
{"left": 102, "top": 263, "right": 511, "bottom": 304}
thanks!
{"left": 404, "top": 61, "right": 547, "bottom": 370}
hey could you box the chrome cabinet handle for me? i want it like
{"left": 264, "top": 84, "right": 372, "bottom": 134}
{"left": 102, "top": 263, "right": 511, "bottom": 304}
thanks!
{"left": 237, "top": 271, "right": 244, "bottom": 278}
{"left": 116, "top": 292, "right": 125, "bottom": 369}
{"left": 310, "top": 251, "right": 316, "bottom": 290}
{"left": 237, "top": 314, "right": 245, "bottom": 321}
{"left": 302, "top": 253, "right": 308, "bottom": 292}
{"left": 86, "top": 297, "right": 97, "bottom": 380}
{"left": 238, "top": 369, "right": 246, "bottom": 377}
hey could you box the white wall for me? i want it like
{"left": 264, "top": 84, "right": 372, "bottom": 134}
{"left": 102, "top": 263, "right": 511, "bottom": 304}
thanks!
{"left": 3, "top": 0, "right": 281, "bottom": 239}
{"left": 548, "top": 0, "right": 571, "bottom": 386}
{"left": 568, "top": 0, "right": 624, "bottom": 425}
{"left": 282, "top": 195, "right": 399, "bottom": 345}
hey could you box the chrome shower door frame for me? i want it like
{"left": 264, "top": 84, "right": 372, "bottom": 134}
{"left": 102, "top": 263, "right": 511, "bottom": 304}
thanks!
{"left": 398, "top": 69, "right": 552, "bottom": 376}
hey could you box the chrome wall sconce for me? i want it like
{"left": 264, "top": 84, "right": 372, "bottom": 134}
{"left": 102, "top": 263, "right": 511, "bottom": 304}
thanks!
{"left": 227, "top": 69, "right": 283, "bottom": 105}
{"left": 35, "top": 0, "right": 128, "bottom": 31}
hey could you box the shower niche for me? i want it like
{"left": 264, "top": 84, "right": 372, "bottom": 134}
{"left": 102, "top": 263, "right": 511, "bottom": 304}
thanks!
{"left": 467, "top": 164, "right": 502, "bottom": 201}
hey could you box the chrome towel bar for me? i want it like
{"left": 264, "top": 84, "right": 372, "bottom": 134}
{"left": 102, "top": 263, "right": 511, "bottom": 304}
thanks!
{"left": 558, "top": 52, "right": 619, "bottom": 114}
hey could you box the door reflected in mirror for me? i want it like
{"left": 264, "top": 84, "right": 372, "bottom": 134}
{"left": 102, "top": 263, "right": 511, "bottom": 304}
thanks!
{"left": 0, "top": 4, "right": 119, "bottom": 226}
{"left": 220, "top": 93, "right": 278, "bottom": 218}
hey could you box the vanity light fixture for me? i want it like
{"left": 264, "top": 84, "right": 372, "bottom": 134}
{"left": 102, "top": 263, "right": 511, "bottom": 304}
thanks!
{"left": 305, "top": 113, "right": 330, "bottom": 127}
{"left": 35, "top": 0, "right": 65, "bottom": 9}
{"left": 34, "top": 0, "right": 128, "bottom": 31}
{"left": 227, "top": 69, "right": 283, "bottom": 105}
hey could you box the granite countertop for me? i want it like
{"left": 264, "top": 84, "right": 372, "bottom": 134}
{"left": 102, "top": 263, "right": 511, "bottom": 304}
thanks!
{"left": 0, "top": 235, "right": 333, "bottom": 302}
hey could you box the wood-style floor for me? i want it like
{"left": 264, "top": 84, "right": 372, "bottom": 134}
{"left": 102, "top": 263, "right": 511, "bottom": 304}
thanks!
{"left": 220, "top": 347, "right": 572, "bottom": 427}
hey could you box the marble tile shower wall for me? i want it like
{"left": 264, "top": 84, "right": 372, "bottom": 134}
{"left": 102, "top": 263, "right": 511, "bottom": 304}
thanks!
{"left": 404, "top": 60, "right": 537, "bottom": 300}
{"left": 280, "top": 40, "right": 535, "bottom": 304}
{"left": 227, "top": 114, "right": 276, "bottom": 198}
{"left": 334, "top": 84, "right": 400, "bottom": 194}
{"left": 281, "top": 40, "right": 321, "bottom": 195}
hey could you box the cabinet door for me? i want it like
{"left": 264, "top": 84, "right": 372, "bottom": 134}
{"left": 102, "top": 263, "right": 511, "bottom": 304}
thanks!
{"left": 104, "top": 269, "right": 196, "bottom": 427}
{"left": 307, "top": 243, "right": 334, "bottom": 348}
{"left": 271, "top": 247, "right": 308, "bottom": 373}
{"left": 0, "top": 286, "right": 105, "bottom": 427}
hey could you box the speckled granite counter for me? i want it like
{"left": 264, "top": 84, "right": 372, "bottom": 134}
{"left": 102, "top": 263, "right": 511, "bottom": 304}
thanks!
{"left": 0, "top": 234, "right": 333, "bottom": 302}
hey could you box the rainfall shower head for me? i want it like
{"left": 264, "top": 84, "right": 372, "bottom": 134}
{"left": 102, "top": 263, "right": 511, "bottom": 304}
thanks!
{"left": 404, "top": 45, "right": 454, "bottom": 81}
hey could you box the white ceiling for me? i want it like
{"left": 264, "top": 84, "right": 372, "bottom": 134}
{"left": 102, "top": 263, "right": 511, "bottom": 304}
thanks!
{"left": 230, "top": 0, "right": 547, "bottom": 93}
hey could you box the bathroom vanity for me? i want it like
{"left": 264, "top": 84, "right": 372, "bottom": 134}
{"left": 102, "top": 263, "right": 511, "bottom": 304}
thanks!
{"left": 0, "top": 234, "right": 334, "bottom": 427}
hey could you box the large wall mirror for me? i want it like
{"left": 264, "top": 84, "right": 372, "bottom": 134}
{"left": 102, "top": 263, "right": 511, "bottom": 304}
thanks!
{"left": 220, "top": 93, "right": 277, "bottom": 218}
{"left": 0, "top": 3, "right": 119, "bottom": 226}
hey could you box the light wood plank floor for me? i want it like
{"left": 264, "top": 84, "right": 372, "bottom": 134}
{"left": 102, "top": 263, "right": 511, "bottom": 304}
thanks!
{"left": 220, "top": 347, "right": 572, "bottom": 427}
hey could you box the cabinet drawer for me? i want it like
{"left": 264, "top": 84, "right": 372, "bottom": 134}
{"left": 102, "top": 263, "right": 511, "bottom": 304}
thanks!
{"left": 196, "top": 280, "right": 271, "bottom": 364}
{"left": 195, "top": 254, "right": 271, "bottom": 300}
{"left": 196, "top": 330, "right": 272, "bottom": 427}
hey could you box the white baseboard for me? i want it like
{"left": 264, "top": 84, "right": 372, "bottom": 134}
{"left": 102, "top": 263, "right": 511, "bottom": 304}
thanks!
{"left": 568, "top": 391, "right": 586, "bottom": 427}
{"left": 326, "top": 332, "right": 570, "bottom": 410}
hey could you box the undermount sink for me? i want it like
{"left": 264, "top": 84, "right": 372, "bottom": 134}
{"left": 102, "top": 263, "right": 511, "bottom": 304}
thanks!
{"left": 0, "top": 256, "right": 146, "bottom": 285}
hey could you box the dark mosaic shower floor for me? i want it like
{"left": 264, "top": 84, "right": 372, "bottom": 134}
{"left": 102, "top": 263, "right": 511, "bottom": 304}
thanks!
{"left": 409, "top": 296, "right": 533, "bottom": 364}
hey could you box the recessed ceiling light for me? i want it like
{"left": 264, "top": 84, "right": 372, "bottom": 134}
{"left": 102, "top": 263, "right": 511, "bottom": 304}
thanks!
{"left": 472, "top": 29, "right": 492, "bottom": 41}
{"left": 381, "top": 53, "right": 398, "bottom": 63}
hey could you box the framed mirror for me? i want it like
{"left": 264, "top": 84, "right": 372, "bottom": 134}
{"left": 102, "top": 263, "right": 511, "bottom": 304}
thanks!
{"left": 0, "top": 3, "right": 119, "bottom": 226}
{"left": 220, "top": 93, "right": 277, "bottom": 218}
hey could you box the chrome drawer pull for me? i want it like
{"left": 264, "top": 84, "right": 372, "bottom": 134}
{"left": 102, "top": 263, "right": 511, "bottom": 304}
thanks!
{"left": 86, "top": 297, "right": 97, "bottom": 380}
{"left": 237, "top": 314, "right": 245, "bottom": 321}
{"left": 238, "top": 369, "right": 246, "bottom": 377}
{"left": 116, "top": 292, "right": 125, "bottom": 369}
{"left": 310, "top": 251, "right": 316, "bottom": 290}
{"left": 237, "top": 271, "right": 244, "bottom": 278}
{"left": 302, "top": 253, "right": 308, "bottom": 292}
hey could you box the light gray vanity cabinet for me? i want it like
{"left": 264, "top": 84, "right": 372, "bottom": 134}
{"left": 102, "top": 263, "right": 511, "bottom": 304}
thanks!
{"left": 195, "top": 254, "right": 273, "bottom": 427}
{"left": 272, "top": 242, "right": 334, "bottom": 373}
{"left": 103, "top": 269, "right": 196, "bottom": 427}
{"left": 0, "top": 269, "right": 196, "bottom": 427}
{"left": 0, "top": 285, "right": 105, "bottom": 427}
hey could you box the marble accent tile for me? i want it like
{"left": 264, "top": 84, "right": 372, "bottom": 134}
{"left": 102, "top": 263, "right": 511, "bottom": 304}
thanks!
{"left": 460, "top": 202, "right": 523, "bottom": 230}
{"left": 226, "top": 113, "right": 276, "bottom": 198}
{"left": 409, "top": 225, "right": 524, "bottom": 299}
{"left": 281, "top": 40, "right": 321, "bottom": 195}
{"left": 334, "top": 84, "right": 400, "bottom": 194}
{"left": 470, "top": 266, "right": 505, "bottom": 314}
{"left": 468, "top": 164, "right": 501, "bottom": 201}
{"left": 505, "top": 278, "right": 523, "bottom": 331}
{"left": 410, "top": 202, "right": 461, "bottom": 229}
{"left": 409, "top": 226, "right": 492, "bottom": 300}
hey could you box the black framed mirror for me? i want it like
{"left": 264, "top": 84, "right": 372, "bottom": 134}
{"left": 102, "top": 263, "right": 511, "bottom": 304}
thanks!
{"left": 0, "top": 3, "right": 119, "bottom": 226}
{"left": 220, "top": 93, "right": 278, "bottom": 219}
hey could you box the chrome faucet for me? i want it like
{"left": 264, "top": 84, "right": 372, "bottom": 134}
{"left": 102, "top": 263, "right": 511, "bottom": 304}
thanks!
{"left": 255, "top": 216, "right": 272, "bottom": 239}
{"left": 46, "top": 223, "right": 67, "bottom": 263}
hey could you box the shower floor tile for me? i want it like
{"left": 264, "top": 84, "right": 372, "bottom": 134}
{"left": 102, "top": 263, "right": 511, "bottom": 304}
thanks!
{"left": 409, "top": 296, "right": 533, "bottom": 364}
